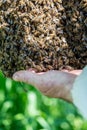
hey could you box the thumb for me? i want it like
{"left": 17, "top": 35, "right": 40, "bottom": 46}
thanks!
{"left": 13, "top": 70, "right": 39, "bottom": 87}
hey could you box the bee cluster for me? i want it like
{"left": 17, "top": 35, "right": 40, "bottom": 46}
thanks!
{"left": 0, "top": 0, "right": 87, "bottom": 77}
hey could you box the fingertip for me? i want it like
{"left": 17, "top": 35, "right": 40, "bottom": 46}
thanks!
{"left": 12, "top": 71, "right": 25, "bottom": 81}
{"left": 13, "top": 73, "right": 20, "bottom": 81}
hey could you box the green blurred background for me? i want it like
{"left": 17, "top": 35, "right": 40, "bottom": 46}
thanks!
{"left": 0, "top": 71, "right": 87, "bottom": 130}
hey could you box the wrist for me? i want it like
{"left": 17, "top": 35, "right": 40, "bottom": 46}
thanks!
{"left": 61, "top": 74, "right": 77, "bottom": 103}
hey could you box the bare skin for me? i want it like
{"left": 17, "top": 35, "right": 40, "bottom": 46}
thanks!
{"left": 13, "top": 69, "right": 82, "bottom": 103}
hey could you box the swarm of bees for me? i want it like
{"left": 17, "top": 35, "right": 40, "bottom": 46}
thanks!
{"left": 0, "top": 0, "right": 87, "bottom": 77}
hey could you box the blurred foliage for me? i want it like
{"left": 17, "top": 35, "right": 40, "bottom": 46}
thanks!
{"left": 0, "top": 71, "right": 87, "bottom": 130}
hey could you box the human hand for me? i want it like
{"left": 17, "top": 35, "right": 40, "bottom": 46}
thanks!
{"left": 13, "top": 69, "right": 82, "bottom": 102}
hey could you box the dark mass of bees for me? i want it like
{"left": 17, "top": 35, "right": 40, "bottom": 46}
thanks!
{"left": 0, "top": 0, "right": 87, "bottom": 77}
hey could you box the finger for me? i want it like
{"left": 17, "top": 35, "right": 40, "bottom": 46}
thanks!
{"left": 13, "top": 71, "right": 31, "bottom": 82}
{"left": 28, "top": 68, "right": 36, "bottom": 73}
{"left": 38, "top": 72, "right": 44, "bottom": 74}
{"left": 13, "top": 70, "right": 39, "bottom": 86}
{"left": 68, "top": 70, "right": 82, "bottom": 75}
{"left": 61, "top": 69, "right": 70, "bottom": 72}
{"left": 61, "top": 69, "right": 82, "bottom": 75}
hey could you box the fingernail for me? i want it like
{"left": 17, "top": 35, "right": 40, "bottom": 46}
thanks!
{"left": 13, "top": 74, "right": 19, "bottom": 81}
